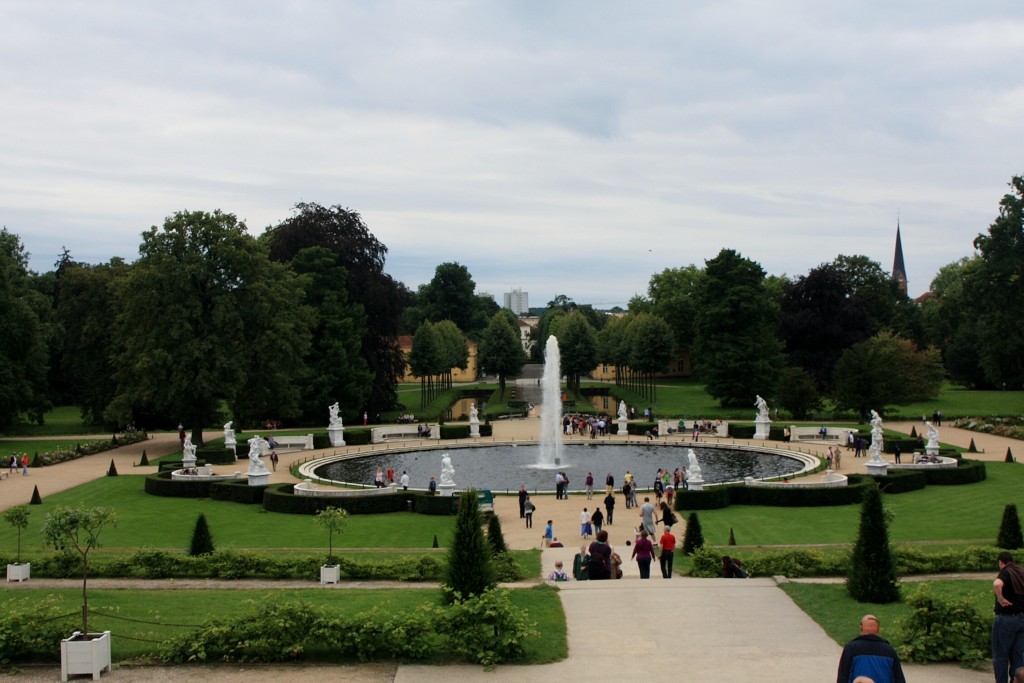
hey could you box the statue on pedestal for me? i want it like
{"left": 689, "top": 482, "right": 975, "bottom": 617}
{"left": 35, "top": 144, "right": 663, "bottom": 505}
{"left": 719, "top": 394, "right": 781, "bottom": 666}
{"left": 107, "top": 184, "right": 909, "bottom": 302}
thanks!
{"left": 247, "top": 436, "right": 270, "bottom": 475}
{"left": 755, "top": 395, "right": 769, "bottom": 420}
{"left": 687, "top": 448, "right": 702, "bottom": 481}
{"left": 470, "top": 403, "right": 479, "bottom": 422}
{"left": 328, "top": 402, "right": 343, "bottom": 428}
{"left": 182, "top": 435, "right": 197, "bottom": 464}
{"left": 618, "top": 400, "right": 628, "bottom": 421}
{"left": 440, "top": 453, "right": 455, "bottom": 487}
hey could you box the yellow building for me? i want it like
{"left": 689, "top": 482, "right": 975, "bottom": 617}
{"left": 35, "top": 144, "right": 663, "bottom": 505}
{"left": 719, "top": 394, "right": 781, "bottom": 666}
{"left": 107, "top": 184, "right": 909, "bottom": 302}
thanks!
{"left": 396, "top": 335, "right": 479, "bottom": 383}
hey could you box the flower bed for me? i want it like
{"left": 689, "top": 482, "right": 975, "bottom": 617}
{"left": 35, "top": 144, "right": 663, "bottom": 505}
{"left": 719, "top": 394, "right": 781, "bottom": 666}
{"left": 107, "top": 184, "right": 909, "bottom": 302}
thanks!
{"left": 30, "top": 432, "right": 149, "bottom": 467}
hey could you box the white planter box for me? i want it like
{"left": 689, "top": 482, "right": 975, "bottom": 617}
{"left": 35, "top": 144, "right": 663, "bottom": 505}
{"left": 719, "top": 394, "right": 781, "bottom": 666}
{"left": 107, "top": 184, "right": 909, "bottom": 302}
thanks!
{"left": 320, "top": 564, "right": 341, "bottom": 584}
{"left": 7, "top": 562, "right": 30, "bottom": 582}
{"left": 61, "top": 630, "right": 111, "bottom": 681}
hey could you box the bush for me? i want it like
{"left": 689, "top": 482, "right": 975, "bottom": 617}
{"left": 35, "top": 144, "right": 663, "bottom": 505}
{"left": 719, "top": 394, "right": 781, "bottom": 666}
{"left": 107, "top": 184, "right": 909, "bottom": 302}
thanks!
{"left": 189, "top": 513, "right": 215, "bottom": 556}
{"left": 997, "top": 504, "right": 1024, "bottom": 550}
{"left": 847, "top": 483, "right": 900, "bottom": 603}
{"left": 145, "top": 471, "right": 213, "bottom": 498}
{"left": 681, "top": 512, "right": 704, "bottom": 556}
{"left": 444, "top": 489, "right": 495, "bottom": 601}
{"left": 210, "top": 480, "right": 267, "bottom": 504}
{"left": 0, "top": 595, "right": 78, "bottom": 664}
{"left": 922, "top": 458, "right": 987, "bottom": 485}
{"left": 895, "top": 587, "right": 991, "bottom": 664}
{"left": 440, "top": 424, "right": 470, "bottom": 439}
{"left": 487, "top": 513, "right": 509, "bottom": 555}
{"left": 262, "top": 484, "right": 416, "bottom": 515}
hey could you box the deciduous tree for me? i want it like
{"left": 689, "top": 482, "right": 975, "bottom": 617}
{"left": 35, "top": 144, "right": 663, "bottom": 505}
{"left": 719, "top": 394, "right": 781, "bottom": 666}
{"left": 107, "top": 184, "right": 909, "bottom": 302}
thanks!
{"left": 478, "top": 312, "right": 526, "bottom": 400}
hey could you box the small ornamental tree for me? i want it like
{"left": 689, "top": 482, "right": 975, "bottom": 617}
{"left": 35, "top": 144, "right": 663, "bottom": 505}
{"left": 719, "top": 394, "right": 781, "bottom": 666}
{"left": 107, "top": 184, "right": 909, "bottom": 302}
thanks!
{"left": 486, "top": 513, "right": 508, "bottom": 555}
{"left": 444, "top": 489, "right": 496, "bottom": 602}
{"left": 41, "top": 505, "right": 117, "bottom": 633}
{"left": 997, "top": 504, "right": 1024, "bottom": 551}
{"left": 189, "top": 513, "right": 215, "bottom": 556}
{"left": 313, "top": 506, "right": 348, "bottom": 564}
{"left": 847, "top": 483, "right": 900, "bottom": 603}
{"left": 682, "top": 512, "right": 705, "bottom": 556}
{"left": 3, "top": 505, "right": 30, "bottom": 564}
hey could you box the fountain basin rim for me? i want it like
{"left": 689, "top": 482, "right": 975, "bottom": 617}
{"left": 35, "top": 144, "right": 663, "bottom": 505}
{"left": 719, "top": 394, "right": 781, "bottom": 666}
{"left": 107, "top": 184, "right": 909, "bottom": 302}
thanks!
{"left": 297, "top": 440, "right": 820, "bottom": 491}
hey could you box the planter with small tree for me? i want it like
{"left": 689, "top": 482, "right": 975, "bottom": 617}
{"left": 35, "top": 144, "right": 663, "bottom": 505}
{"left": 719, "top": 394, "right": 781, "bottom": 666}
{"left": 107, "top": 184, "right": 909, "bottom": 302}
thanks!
{"left": 5, "top": 504, "right": 31, "bottom": 582}
{"left": 42, "top": 505, "right": 117, "bottom": 681}
{"left": 314, "top": 506, "right": 348, "bottom": 584}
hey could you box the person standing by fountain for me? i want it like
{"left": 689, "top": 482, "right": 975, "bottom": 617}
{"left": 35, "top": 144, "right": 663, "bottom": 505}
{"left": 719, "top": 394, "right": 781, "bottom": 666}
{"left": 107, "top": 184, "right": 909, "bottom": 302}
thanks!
{"left": 585, "top": 472, "right": 594, "bottom": 500}
{"left": 524, "top": 497, "right": 535, "bottom": 528}
{"left": 604, "top": 491, "right": 616, "bottom": 526}
{"left": 543, "top": 519, "right": 553, "bottom": 547}
{"left": 518, "top": 484, "right": 528, "bottom": 518}
{"left": 605, "top": 472, "right": 614, "bottom": 497}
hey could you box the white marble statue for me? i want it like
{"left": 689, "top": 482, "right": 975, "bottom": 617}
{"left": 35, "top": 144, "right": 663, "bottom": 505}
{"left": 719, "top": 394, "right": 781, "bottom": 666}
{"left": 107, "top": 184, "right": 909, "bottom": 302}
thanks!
{"left": 223, "top": 421, "right": 235, "bottom": 442}
{"left": 925, "top": 421, "right": 939, "bottom": 442}
{"left": 755, "top": 395, "right": 769, "bottom": 419}
{"left": 618, "top": 400, "right": 628, "bottom": 421}
{"left": 247, "top": 435, "right": 270, "bottom": 475}
{"left": 182, "top": 435, "right": 197, "bottom": 463}
{"left": 328, "top": 402, "right": 343, "bottom": 428}
{"left": 686, "top": 448, "right": 702, "bottom": 480}
{"left": 440, "top": 453, "right": 455, "bottom": 487}
{"left": 869, "top": 409, "right": 885, "bottom": 461}
{"left": 470, "top": 403, "right": 479, "bottom": 422}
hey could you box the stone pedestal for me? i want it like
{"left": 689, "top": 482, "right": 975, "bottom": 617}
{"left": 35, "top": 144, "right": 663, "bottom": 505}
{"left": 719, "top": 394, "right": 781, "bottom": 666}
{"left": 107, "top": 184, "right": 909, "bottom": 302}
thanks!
{"left": 327, "top": 426, "right": 346, "bottom": 447}
{"left": 616, "top": 418, "right": 629, "bottom": 435}
{"left": 865, "top": 460, "right": 890, "bottom": 477}
{"left": 926, "top": 439, "right": 940, "bottom": 457}
{"left": 687, "top": 477, "right": 704, "bottom": 492}
{"left": 248, "top": 472, "right": 270, "bottom": 486}
{"left": 753, "top": 416, "right": 772, "bottom": 440}
{"left": 469, "top": 420, "right": 480, "bottom": 438}
{"left": 438, "top": 483, "right": 456, "bottom": 497}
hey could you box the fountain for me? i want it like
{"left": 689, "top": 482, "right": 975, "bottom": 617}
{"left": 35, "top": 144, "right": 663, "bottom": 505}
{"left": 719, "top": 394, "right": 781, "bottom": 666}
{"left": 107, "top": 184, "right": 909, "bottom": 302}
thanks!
{"left": 537, "top": 335, "right": 564, "bottom": 469}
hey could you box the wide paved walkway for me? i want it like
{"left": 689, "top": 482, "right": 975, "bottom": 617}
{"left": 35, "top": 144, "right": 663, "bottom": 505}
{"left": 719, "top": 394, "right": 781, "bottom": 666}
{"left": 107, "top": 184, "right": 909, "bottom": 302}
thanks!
{"left": 2, "top": 410, "right": 1017, "bottom": 681}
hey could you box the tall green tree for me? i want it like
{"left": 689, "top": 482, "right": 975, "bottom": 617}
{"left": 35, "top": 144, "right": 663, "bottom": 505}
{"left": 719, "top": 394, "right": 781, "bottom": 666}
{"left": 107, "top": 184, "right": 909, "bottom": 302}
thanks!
{"left": 289, "top": 247, "right": 371, "bottom": 424}
{"left": 626, "top": 312, "right": 675, "bottom": 404}
{"left": 408, "top": 321, "right": 443, "bottom": 407}
{"left": 832, "top": 331, "right": 944, "bottom": 418}
{"left": 478, "top": 312, "right": 526, "bottom": 400}
{"left": 643, "top": 265, "right": 704, "bottom": 359}
{"left": 106, "top": 210, "right": 311, "bottom": 443}
{"left": 551, "top": 311, "right": 598, "bottom": 396}
{"left": 596, "top": 313, "right": 631, "bottom": 387}
{"left": 774, "top": 366, "right": 821, "bottom": 420}
{"left": 444, "top": 489, "right": 496, "bottom": 601}
{"left": 406, "top": 262, "right": 495, "bottom": 339}
{"left": 263, "top": 202, "right": 411, "bottom": 416}
{"left": 692, "top": 249, "right": 784, "bottom": 407}
{"left": 0, "top": 229, "right": 50, "bottom": 427}
{"left": 434, "top": 320, "right": 470, "bottom": 391}
{"left": 847, "top": 483, "right": 900, "bottom": 603}
{"left": 963, "top": 176, "right": 1024, "bottom": 389}
{"left": 921, "top": 257, "right": 986, "bottom": 387}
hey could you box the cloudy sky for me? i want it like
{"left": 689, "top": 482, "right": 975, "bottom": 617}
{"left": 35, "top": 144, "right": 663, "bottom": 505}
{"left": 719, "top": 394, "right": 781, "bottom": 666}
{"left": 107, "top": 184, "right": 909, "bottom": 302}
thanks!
{"left": 3, "top": 1, "right": 1022, "bottom": 305}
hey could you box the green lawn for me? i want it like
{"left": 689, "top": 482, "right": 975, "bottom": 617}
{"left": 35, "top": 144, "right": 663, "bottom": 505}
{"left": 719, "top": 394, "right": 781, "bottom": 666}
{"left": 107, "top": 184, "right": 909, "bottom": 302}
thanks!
{"left": 0, "top": 405, "right": 90, "bottom": 436}
{"left": 690, "top": 461, "right": 1024, "bottom": 547}
{"left": 782, "top": 580, "right": 992, "bottom": 649}
{"left": 2, "top": 583, "right": 566, "bottom": 664}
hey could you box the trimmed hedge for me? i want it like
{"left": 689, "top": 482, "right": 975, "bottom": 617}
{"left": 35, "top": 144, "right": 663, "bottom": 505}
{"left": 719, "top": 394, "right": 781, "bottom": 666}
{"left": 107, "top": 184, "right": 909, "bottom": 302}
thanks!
{"left": 922, "top": 458, "right": 987, "bottom": 485}
{"left": 145, "top": 471, "right": 213, "bottom": 498}
{"left": 261, "top": 484, "right": 457, "bottom": 516}
{"left": 196, "top": 446, "right": 237, "bottom": 464}
{"left": 211, "top": 479, "right": 268, "bottom": 504}
{"left": 157, "top": 459, "right": 208, "bottom": 473}
{"left": 440, "top": 424, "right": 470, "bottom": 439}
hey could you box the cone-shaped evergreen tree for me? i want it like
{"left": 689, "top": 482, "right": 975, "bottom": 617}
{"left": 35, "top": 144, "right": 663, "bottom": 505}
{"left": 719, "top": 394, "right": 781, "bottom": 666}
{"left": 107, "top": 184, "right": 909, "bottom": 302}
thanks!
{"left": 1006, "top": 448, "right": 1015, "bottom": 463}
{"left": 909, "top": 426, "right": 917, "bottom": 438}
{"left": 486, "top": 513, "right": 508, "bottom": 555}
{"left": 847, "top": 483, "right": 900, "bottom": 603}
{"left": 968, "top": 439, "right": 977, "bottom": 453}
{"left": 32, "top": 451, "right": 40, "bottom": 467}
{"left": 728, "top": 527, "right": 737, "bottom": 546}
{"left": 432, "top": 534, "right": 439, "bottom": 549}
{"left": 997, "top": 504, "right": 1024, "bottom": 550}
{"left": 139, "top": 450, "right": 149, "bottom": 466}
{"left": 189, "top": 513, "right": 215, "bottom": 556}
{"left": 682, "top": 512, "right": 705, "bottom": 555}
{"left": 107, "top": 459, "right": 118, "bottom": 476}
{"left": 444, "top": 489, "right": 495, "bottom": 602}
{"left": 29, "top": 485, "right": 42, "bottom": 505}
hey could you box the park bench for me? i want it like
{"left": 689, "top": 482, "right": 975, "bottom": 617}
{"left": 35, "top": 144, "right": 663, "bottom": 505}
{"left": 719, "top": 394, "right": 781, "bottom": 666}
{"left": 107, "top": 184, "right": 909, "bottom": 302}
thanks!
{"left": 788, "top": 425, "right": 852, "bottom": 443}
{"left": 264, "top": 434, "right": 314, "bottom": 451}
{"left": 370, "top": 424, "right": 441, "bottom": 444}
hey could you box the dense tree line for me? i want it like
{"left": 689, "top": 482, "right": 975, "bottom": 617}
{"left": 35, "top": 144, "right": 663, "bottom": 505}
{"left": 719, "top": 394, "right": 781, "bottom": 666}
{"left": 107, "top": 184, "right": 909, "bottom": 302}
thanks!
{"left": 1, "top": 175, "right": 1021, "bottom": 430}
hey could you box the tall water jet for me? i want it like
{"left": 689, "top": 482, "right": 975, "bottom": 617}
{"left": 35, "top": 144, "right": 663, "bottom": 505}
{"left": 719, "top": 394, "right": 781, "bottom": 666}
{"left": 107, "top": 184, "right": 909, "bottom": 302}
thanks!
{"left": 537, "top": 335, "right": 564, "bottom": 468}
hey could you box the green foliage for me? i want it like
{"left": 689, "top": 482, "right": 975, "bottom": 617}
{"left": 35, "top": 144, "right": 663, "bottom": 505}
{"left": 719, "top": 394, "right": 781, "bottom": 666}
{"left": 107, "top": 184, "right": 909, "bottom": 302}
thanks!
{"left": 894, "top": 586, "right": 990, "bottom": 664}
{"left": 552, "top": 311, "right": 599, "bottom": 395}
{"left": 313, "top": 506, "right": 349, "bottom": 562}
{"left": 444, "top": 588, "right": 539, "bottom": 667}
{"left": 681, "top": 512, "right": 704, "bottom": 555}
{"left": 0, "top": 595, "right": 78, "bottom": 665}
{"left": 847, "top": 484, "right": 900, "bottom": 603}
{"left": 3, "top": 505, "right": 30, "bottom": 563}
{"left": 487, "top": 512, "right": 509, "bottom": 555}
{"left": 444, "top": 490, "right": 496, "bottom": 601}
{"left": 997, "top": 504, "right": 1024, "bottom": 550}
{"left": 491, "top": 551, "right": 525, "bottom": 582}
{"left": 832, "top": 331, "right": 944, "bottom": 417}
{"left": 189, "top": 513, "right": 215, "bottom": 556}
{"left": 775, "top": 366, "right": 822, "bottom": 420}
{"left": 478, "top": 311, "right": 527, "bottom": 400}
{"left": 727, "top": 527, "right": 736, "bottom": 546}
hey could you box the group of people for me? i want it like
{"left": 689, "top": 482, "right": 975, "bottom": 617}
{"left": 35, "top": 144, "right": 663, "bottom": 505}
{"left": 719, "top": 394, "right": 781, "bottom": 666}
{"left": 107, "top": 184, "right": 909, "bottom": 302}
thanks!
{"left": 561, "top": 413, "right": 612, "bottom": 437}
{"left": 7, "top": 454, "right": 29, "bottom": 475}
{"left": 372, "top": 465, "right": 409, "bottom": 489}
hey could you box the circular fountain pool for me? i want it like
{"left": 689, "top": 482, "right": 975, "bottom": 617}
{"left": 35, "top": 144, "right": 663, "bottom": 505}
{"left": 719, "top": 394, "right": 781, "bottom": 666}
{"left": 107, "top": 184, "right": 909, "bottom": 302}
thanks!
{"left": 310, "top": 442, "right": 810, "bottom": 493}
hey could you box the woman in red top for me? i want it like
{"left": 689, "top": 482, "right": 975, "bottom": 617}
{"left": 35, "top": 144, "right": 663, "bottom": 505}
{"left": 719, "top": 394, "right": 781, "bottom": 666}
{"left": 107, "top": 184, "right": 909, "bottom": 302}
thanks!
{"left": 659, "top": 527, "right": 676, "bottom": 578}
{"left": 631, "top": 529, "right": 655, "bottom": 579}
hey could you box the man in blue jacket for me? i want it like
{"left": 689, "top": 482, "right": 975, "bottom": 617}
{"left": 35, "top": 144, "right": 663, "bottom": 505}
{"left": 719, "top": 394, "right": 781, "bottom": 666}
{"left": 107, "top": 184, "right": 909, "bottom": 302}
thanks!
{"left": 837, "top": 614, "right": 906, "bottom": 683}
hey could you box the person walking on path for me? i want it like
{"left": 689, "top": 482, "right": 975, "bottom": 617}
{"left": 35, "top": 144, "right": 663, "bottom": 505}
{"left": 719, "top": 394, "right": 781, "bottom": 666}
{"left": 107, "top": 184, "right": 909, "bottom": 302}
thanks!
{"left": 631, "top": 528, "right": 655, "bottom": 579}
{"left": 543, "top": 519, "right": 553, "bottom": 547}
{"left": 836, "top": 614, "right": 906, "bottom": 683}
{"left": 518, "top": 484, "right": 527, "bottom": 518}
{"left": 992, "top": 551, "right": 1024, "bottom": 683}
{"left": 639, "top": 497, "right": 657, "bottom": 536}
{"left": 591, "top": 506, "right": 604, "bottom": 535}
{"left": 20, "top": 453, "right": 29, "bottom": 475}
{"left": 605, "top": 472, "right": 614, "bottom": 497}
{"left": 524, "top": 497, "right": 535, "bottom": 529}
{"left": 580, "top": 508, "right": 592, "bottom": 539}
{"left": 603, "top": 492, "right": 615, "bottom": 525}
{"left": 658, "top": 526, "right": 676, "bottom": 578}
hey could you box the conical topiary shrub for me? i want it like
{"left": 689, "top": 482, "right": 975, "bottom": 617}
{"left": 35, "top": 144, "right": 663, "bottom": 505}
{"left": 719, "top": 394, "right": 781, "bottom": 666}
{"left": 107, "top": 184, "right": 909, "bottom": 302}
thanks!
{"left": 139, "top": 450, "right": 149, "bottom": 466}
{"left": 432, "top": 534, "right": 439, "bottom": 548}
{"left": 486, "top": 513, "right": 508, "bottom": 555}
{"left": 189, "top": 513, "right": 215, "bottom": 556}
{"left": 107, "top": 459, "right": 118, "bottom": 476}
{"left": 682, "top": 512, "right": 705, "bottom": 555}
{"left": 32, "top": 451, "right": 40, "bottom": 467}
{"left": 29, "top": 485, "right": 42, "bottom": 505}
{"left": 728, "top": 527, "right": 737, "bottom": 546}
{"left": 909, "top": 426, "right": 917, "bottom": 438}
{"left": 847, "top": 483, "right": 900, "bottom": 603}
{"left": 443, "top": 489, "right": 495, "bottom": 602}
{"left": 997, "top": 504, "right": 1024, "bottom": 550}
{"left": 968, "top": 439, "right": 977, "bottom": 453}
{"left": 1007, "top": 448, "right": 1015, "bottom": 463}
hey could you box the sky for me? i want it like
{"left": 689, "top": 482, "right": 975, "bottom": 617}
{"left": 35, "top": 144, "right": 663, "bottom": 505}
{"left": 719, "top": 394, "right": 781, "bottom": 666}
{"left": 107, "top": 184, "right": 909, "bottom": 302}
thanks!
{"left": 3, "top": 1, "right": 1023, "bottom": 306}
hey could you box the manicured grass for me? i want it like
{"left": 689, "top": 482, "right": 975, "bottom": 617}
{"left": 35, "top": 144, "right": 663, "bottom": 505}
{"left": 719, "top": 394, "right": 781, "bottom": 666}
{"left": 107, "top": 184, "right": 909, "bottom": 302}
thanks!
{"left": 687, "top": 461, "right": 1024, "bottom": 547}
{"left": 0, "top": 475, "right": 456, "bottom": 557}
{"left": 781, "top": 580, "right": 992, "bottom": 648}
{"left": 895, "top": 384, "right": 1024, "bottom": 421}
{"left": 0, "top": 405, "right": 90, "bottom": 436}
{"left": 3, "top": 584, "right": 567, "bottom": 664}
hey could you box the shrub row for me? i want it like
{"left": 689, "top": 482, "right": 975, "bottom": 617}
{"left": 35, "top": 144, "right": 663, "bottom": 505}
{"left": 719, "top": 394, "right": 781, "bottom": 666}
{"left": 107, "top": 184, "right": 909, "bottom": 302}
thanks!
{"left": 160, "top": 589, "right": 537, "bottom": 666}
{"left": 688, "top": 544, "right": 1014, "bottom": 579}
{"left": 26, "top": 431, "right": 149, "bottom": 468}
{"left": 675, "top": 460, "right": 986, "bottom": 510}
{"left": 195, "top": 446, "right": 237, "bottom": 464}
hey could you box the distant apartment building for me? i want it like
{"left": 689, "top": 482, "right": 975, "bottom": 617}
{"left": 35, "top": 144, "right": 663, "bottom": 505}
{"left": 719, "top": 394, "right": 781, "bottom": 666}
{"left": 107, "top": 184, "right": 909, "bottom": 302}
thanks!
{"left": 503, "top": 288, "right": 529, "bottom": 315}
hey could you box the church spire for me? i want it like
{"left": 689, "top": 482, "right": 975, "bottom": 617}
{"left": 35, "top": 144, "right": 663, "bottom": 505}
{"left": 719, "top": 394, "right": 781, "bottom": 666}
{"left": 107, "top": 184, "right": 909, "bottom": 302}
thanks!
{"left": 892, "top": 220, "right": 907, "bottom": 296}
